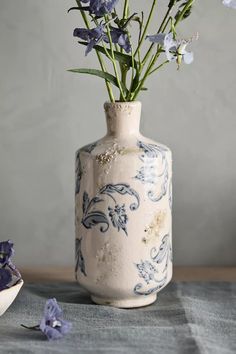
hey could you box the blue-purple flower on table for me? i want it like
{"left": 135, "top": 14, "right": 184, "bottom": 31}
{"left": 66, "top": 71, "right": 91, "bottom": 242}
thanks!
{"left": 39, "top": 298, "right": 72, "bottom": 341}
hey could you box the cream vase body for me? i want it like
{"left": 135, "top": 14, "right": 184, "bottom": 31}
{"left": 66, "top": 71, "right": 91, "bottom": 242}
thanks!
{"left": 75, "top": 102, "right": 172, "bottom": 308}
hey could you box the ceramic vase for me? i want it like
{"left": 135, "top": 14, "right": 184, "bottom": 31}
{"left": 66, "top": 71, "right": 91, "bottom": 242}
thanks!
{"left": 75, "top": 101, "right": 172, "bottom": 308}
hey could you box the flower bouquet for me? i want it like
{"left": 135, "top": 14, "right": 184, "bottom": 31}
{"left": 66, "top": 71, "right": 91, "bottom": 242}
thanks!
{"left": 69, "top": 0, "right": 235, "bottom": 102}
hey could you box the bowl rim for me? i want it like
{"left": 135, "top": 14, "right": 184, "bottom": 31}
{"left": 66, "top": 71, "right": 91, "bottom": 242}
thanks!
{"left": 0, "top": 279, "right": 24, "bottom": 295}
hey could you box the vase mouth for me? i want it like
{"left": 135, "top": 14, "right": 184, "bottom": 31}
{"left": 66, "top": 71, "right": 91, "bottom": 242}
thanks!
{"left": 104, "top": 101, "right": 141, "bottom": 111}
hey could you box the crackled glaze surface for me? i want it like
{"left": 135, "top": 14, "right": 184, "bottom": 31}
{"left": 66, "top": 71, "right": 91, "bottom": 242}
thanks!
{"left": 75, "top": 101, "right": 172, "bottom": 308}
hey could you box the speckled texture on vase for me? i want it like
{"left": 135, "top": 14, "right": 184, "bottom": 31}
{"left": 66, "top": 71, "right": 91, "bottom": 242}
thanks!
{"left": 75, "top": 102, "right": 172, "bottom": 308}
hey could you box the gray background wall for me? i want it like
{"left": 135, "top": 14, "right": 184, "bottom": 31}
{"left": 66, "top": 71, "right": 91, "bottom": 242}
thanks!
{"left": 0, "top": 0, "right": 235, "bottom": 267}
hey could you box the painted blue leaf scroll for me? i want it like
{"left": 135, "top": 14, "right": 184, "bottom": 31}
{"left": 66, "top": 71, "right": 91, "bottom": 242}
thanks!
{"left": 135, "top": 140, "right": 169, "bottom": 203}
{"left": 151, "top": 234, "right": 172, "bottom": 273}
{"left": 134, "top": 234, "right": 172, "bottom": 296}
{"left": 75, "top": 152, "right": 82, "bottom": 195}
{"left": 81, "top": 142, "right": 97, "bottom": 153}
{"left": 75, "top": 142, "right": 97, "bottom": 196}
{"left": 100, "top": 183, "right": 140, "bottom": 210}
{"left": 134, "top": 275, "right": 167, "bottom": 296}
{"left": 81, "top": 183, "right": 139, "bottom": 236}
{"left": 82, "top": 211, "right": 109, "bottom": 233}
{"left": 75, "top": 238, "right": 86, "bottom": 277}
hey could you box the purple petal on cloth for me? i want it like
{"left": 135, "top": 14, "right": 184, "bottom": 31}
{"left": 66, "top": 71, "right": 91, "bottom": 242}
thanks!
{"left": 39, "top": 298, "right": 72, "bottom": 340}
{"left": 0, "top": 240, "right": 14, "bottom": 266}
{"left": 0, "top": 268, "right": 12, "bottom": 291}
{"left": 222, "top": 0, "right": 236, "bottom": 9}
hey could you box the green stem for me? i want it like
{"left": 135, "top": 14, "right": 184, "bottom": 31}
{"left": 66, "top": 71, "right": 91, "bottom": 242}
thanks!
{"left": 148, "top": 60, "right": 168, "bottom": 75}
{"left": 137, "top": 11, "right": 144, "bottom": 67}
{"left": 75, "top": 0, "right": 115, "bottom": 102}
{"left": 127, "top": 44, "right": 135, "bottom": 101}
{"left": 105, "top": 18, "right": 126, "bottom": 101}
{"left": 141, "top": 1, "right": 175, "bottom": 67}
{"left": 134, "top": 0, "right": 157, "bottom": 58}
{"left": 174, "top": 0, "right": 195, "bottom": 26}
{"left": 131, "top": 0, "right": 194, "bottom": 101}
{"left": 123, "top": 0, "right": 129, "bottom": 19}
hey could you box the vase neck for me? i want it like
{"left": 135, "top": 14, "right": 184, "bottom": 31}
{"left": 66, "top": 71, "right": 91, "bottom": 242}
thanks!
{"left": 104, "top": 102, "right": 141, "bottom": 138}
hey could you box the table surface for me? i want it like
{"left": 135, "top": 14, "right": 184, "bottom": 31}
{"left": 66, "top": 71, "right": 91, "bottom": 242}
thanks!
{"left": 1, "top": 280, "right": 236, "bottom": 354}
{"left": 21, "top": 266, "right": 236, "bottom": 282}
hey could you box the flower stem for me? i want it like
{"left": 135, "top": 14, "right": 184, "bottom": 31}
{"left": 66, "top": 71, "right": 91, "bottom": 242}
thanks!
{"left": 174, "top": 0, "right": 195, "bottom": 26}
{"left": 141, "top": 2, "right": 174, "bottom": 67}
{"left": 148, "top": 60, "right": 168, "bottom": 75}
{"left": 75, "top": 0, "right": 115, "bottom": 102}
{"left": 21, "top": 324, "right": 40, "bottom": 331}
{"left": 123, "top": 0, "right": 129, "bottom": 19}
{"left": 134, "top": 0, "right": 157, "bottom": 58}
{"left": 105, "top": 17, "right": 126, "bottom": 101}
{"left": 131, "top": 0, "right": 194, "bottom": 101}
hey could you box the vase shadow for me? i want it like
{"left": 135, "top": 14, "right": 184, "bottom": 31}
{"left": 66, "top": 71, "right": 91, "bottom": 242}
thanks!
{"left": 26, "top": 281, "right": 93, "bottom": 305}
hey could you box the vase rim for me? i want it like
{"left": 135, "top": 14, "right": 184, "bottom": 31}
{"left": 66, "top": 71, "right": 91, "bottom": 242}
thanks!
{"left": 104, "top": 101, "right": 141, "bottom": 110}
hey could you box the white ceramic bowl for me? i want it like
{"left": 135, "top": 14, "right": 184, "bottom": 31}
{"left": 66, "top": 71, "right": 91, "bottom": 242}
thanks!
{"left": 0, "top": 280, "right": 24, "bottom": 316}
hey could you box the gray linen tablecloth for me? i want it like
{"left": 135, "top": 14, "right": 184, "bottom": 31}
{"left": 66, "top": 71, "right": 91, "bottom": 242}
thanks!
{"left": 0, "top": 282, "right": 235, "bottom": 354}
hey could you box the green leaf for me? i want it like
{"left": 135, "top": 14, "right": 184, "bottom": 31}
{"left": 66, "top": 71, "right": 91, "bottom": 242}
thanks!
{"left": 68, "top": 68, "right": 128, "bottom": 93}
{"left": 130, "top": 71, "right": 140, "bottom": 94}
{"left": 78, "top": 42, "right": 138, "bottom": 70}
{"left": 68, "top": 6, "right": 89, "bottom": 13}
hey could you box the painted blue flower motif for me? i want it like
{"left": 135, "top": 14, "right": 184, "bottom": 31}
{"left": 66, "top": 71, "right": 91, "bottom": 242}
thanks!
{"left": 81, "top": 183, "right": 139, "bottom": 235}
{"left": 136, "top": 261, "right": 158, "bottom": 285}
{"left": 223, "top": 0, "right": 236, "bottom": 9}
{"left": 80, "top": 0, "right": 119, "bottom": 17}
{"left": 146, "top": 32, "right": 194, "bottom": 65}
{"left": 74, "top": 24, "right": 105, "bottom": 55}
{"left": 0, "top": 268, "right": 12, "bottom": 291}
{"left": 40, "top": 299, "right": 72, "bottom": 341}
{"left": 108, "top": 204, "right": 128, "bottom": 235}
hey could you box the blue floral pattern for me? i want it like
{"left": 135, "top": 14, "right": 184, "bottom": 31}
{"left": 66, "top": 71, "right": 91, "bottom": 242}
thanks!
{"left": 136, "top": 261, "right": 158, "bottom": 285}
{"left": 81, "top": 183, "right": 140, "bottom": 235}
{"left": 135, "top": 141, "right": 169, "bottom": 203}
{"left": 134, "top": 233, "right": 172, "bottom": 296}
{"left": 75, "top": 238, "right": 86, "bottom": 277}
{"left": 108, "top": 204, "right": 128, "bottom": 235}
{"left": 151, "top": 234, "right": 172, "bottom": 273}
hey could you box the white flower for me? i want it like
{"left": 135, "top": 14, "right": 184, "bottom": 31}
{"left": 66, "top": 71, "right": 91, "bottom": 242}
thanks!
{"left": 222, "top": 0, "right": 236, "bottom": 9}
{"left": 146, "top": 32, "right": 195, "bottom": 66}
